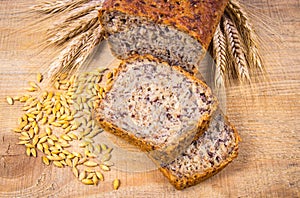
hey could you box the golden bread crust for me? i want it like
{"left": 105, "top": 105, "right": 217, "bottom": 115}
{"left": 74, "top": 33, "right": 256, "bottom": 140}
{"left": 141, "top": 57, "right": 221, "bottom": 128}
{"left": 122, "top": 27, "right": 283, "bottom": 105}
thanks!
{"left": 99, "top": 0, "right": 229, "bottom": 49}
{"left": 159, "top": 117, "right": 240, "bottom": 190}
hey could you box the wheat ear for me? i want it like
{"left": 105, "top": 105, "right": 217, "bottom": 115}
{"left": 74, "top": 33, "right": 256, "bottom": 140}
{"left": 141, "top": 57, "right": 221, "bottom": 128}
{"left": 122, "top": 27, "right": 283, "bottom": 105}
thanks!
{"left": 62, "top": 1, "right": 103, "bottom": 22}
{"left": 226, "top": 0, "right": 264, "bottom": 73}
{"left": 70, "top": 26, "right": 105, "bottom": 75}
{"left": 32, "top": 0, "right": 90, "bottom": 14}
{"left": 48, "top": 12, "right": 98, "bottom": 45}
{"left": 48, "top": 23, "right": 103, "bottom": 80}
{"left": 213, "top": 24, "right": 228, "bottom": 88}
{"left": 222, "top": 15, "right": 251, "bottom": 82}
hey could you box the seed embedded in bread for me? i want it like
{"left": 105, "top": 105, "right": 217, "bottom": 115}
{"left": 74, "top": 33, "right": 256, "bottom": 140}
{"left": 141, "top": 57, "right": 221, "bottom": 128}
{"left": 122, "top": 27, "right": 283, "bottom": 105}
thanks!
{"left": 96, "top": 55, "right": 218, "bottom": 164}
{"left": 159, "top": 111, "right": 240, "bottom": 190}
{"left": 99, "top": 0, "right": 229, "bottom": 73}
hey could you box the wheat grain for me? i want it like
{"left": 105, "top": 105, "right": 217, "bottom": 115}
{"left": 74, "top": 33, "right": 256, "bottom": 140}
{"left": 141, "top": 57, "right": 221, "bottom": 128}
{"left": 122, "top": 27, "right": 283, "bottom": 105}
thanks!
{"left": 222, "top": 16, "right": 250, "bottom": 82}
{"left": 81, "top": 178, "right": 94, "bottom": 185}
{"left": 213, "top": 24, "right": 228, "bottom": 88}
{"left": 113, "top": 179, "right": 120, "bottom": 190}
{"left": 9, "top": 67, "right": 117, "bottom": 186}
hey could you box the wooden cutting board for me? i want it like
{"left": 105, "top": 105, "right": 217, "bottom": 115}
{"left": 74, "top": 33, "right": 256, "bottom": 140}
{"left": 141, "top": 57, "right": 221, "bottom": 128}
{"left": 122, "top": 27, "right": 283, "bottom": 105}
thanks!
{"left": 0, "top": 0, "right": 299, "bottom": 197}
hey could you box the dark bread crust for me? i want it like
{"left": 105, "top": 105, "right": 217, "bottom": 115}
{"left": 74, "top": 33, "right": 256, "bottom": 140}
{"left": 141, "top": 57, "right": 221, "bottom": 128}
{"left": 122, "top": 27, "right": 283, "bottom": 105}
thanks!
{"left": 96, "top": 54, "right": 218, "bottom": 162}
{"left": 99, "top": 0, "right": 229, "bottom": 49}
{"left": 159, "top": 115, "right": 240, "bottom": 190}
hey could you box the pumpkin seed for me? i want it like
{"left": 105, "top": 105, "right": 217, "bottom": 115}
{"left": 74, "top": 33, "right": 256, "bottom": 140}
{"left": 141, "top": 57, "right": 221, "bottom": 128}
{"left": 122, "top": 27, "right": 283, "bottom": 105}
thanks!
{"left": 102, "top": 161, "right": 114, "bottom": 167}
{"left": 86, "top": 172, "right": 94, "bottom": 179}
{"left": 83, "top": 161, "right": 98, "bottom": 167}
{"left": 100, "top": 164, "right": 110, "bottom": 171}
{"left": 101, "top": 153, "right": 111, "bottom": 162}
{"left": 6, "top": 96, "right": 14, "bottom": 105}
{"left": 95, "top": 171, "right": 104, "bottom": 181}
{"left": 78, "top": 171, "right": 86, "bottom": 181}
{"left": 92, "top": 174, "right": 98, "bottom": 185}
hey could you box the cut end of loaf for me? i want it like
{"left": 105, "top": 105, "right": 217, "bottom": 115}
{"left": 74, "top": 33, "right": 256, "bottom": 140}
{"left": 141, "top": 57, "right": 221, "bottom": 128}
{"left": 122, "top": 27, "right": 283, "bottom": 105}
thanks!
{"left": 95, "top": 55, "right": 218, "bottom": 163}
{"left": 159, "top": 112, "right": 240, "bottom": 190}
{"left": 100, "top": 10, "right": 204, "bottom": 74}
{"left": 99, "top": 0, "right": 229, "bottom": 49}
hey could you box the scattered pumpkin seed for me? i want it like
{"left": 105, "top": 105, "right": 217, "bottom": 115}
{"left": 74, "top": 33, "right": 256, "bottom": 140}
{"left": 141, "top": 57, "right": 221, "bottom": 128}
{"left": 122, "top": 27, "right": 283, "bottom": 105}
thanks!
{"left": 83, "top": 161, "right": 98, "bottom": 167}
{"left": 95, "top": 171, "right": 104, "bottom": 181}
{"left": 79, "top": 171, "right": 86, "bottom": 181}
{"left": 6, "top": 96, "right": 14, "bottom": 105}
{"left": 100, "top": 164, "right": 110, "bottom": 171}
{"left": 86, "top": 172, "right": 95, "bottom": 179}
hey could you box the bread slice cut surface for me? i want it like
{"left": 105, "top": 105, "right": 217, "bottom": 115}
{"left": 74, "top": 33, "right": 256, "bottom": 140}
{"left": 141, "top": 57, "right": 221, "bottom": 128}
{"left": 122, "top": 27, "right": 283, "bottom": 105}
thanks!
{"left": 96, "top": 56, "right": 218, "bottom": 163}
{"left": 159, "top": 111, "right": 240, "bottom": 190}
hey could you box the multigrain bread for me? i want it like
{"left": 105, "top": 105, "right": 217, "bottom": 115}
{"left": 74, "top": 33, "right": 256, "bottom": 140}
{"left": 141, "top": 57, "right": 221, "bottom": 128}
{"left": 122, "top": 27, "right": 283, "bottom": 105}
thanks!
{"left": 99, "top": 0, "right": 229, "bottom": 73}
{"left": 95, "top": 55, "right": 218, "bottom": 163}
{"left": 159, "top": 110, "right": 240, "bottom": 190}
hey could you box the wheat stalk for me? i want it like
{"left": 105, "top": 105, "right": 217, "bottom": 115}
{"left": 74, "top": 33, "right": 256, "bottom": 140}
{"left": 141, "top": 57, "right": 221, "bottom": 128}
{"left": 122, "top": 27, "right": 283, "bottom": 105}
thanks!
{"left": 226, "top": 0, "right": 264, "bottom": 73}
{"left": 213, "top": 24, "right": 228, "bottom": 88}
{"left": 222, "top": 15, "right": 251, "bottom": 82}
{"left": 31, "top": 0, "right": 106, "bottom": 81}
{"left": 32, "top": 0, "right": 90, "bottom": 14}
{"left": 48, "top": 12, "right": 98, "bottom": 45}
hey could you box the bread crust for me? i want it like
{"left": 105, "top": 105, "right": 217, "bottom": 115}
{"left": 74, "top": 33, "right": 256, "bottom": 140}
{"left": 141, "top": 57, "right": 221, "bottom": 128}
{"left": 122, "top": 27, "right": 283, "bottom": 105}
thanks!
{"left": 159, "top": 116, "right": 240, "bottom": 190}
{"left": 96, "top": 54, "right": 218, "bottom": 163}
{"left": 99, "top": 0, "right": 229, "bottom": 49}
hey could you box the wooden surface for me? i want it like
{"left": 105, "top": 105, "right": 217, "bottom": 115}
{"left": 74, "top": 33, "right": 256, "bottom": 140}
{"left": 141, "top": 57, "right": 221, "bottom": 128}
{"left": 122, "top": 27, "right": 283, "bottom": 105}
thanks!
{"left": 0, "top": 0, "right": 299, "bottom": 197}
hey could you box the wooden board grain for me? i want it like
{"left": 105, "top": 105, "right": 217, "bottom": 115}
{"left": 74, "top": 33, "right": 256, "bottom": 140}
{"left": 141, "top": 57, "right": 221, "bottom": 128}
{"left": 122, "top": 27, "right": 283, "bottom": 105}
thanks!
{"left": 0, "top": 0, "right": 299, "bottom": 197}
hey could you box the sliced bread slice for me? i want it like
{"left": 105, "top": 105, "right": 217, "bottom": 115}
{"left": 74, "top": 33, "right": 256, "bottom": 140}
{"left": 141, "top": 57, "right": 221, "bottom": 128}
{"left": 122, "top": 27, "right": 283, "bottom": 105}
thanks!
{"left": 159, "top": 110, "right": 240, "bottom": 190}
{"left": 95, "top": 55, "right": 218, "bottom": 164}
{"left": 99, "top": 0, "right": 229, "bottom": 73}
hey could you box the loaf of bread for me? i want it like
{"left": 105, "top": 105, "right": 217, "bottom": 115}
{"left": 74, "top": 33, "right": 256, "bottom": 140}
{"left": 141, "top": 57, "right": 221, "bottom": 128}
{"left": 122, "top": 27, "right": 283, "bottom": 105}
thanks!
{"left": 159, "top": 110, "right": 240, "bottom": 190}
{"left": 99, "top": 0, "right": 229, "bottom": 73}
{"left": 95, "top": 55, "right": 218, "bottom": 164}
